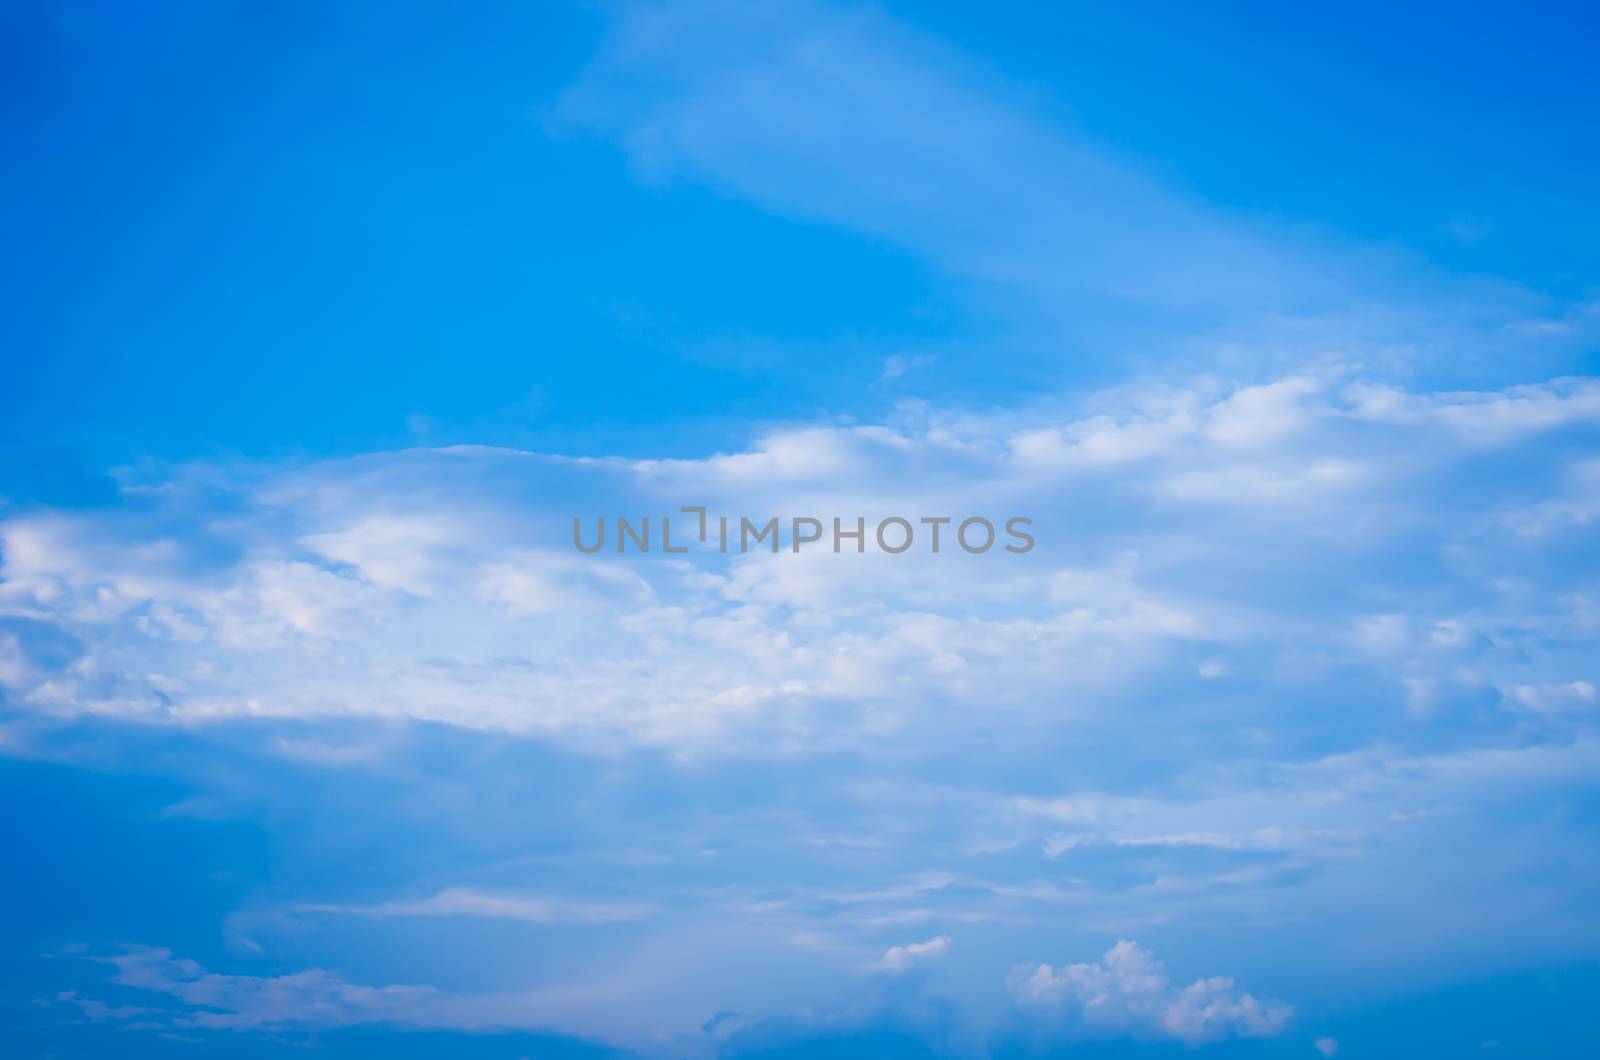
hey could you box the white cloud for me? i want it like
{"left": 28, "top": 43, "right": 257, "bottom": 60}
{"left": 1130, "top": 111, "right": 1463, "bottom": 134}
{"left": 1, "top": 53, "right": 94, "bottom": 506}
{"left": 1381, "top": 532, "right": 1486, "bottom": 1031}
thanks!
{"left": 300, "top": 887, "right": 651, "bottom": 924}
{"left": 872, "top": 934, "right": 950, "bottom": 973}
{"left": 0, "top": 370, "right": 1595, "bottom": 756}
{"left": 1344, "top": 376, "right": 1600, "bottom": 441}
{"left": 1315, "top": 1036, "right": 1340, "bottom": 1056}
{"left": 98, "top": 947, "right": 440, "bottom": 1031}
{"left": 300, "top": 513, "right": 466, "bottom": 595}
{"left": 1510, "top": 680, "right": 1597, "bottom": 714}
{"left": 551, "top": 0, "right": 1555, "bottom": 374}
{"left": 1009, "top": 940, "right": 1292, "bottom": 1045}
{"left": 2, "top": 365, "right": 1597, "bottom": 1056}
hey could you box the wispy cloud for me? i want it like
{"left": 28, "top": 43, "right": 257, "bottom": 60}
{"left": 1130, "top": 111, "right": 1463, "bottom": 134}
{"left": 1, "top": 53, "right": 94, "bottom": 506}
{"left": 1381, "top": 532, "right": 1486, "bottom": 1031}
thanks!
{"left": 552, "top": 0, "right": 1582, "bottom": 382}
{"left": 300, "top": 887, "right": 652, "bottom": 924}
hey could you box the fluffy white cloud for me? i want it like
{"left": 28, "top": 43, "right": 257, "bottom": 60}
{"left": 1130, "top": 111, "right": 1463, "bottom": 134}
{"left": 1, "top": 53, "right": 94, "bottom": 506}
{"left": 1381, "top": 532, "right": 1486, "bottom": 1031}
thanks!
{"left": 1009, "top": 940, "right": 1292, "bottom": 1044}
{"left": 871, "top": 935, "right": 950, "bottom": 973}
{"left": 1, "top": 370, "right": 1593, "bottom": 753}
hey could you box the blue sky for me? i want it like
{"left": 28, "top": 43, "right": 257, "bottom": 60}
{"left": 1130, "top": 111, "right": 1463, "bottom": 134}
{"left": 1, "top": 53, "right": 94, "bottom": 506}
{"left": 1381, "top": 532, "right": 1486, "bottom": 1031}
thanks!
{"left": 2, "top": 1, "right": 1599, "bottom": 1057}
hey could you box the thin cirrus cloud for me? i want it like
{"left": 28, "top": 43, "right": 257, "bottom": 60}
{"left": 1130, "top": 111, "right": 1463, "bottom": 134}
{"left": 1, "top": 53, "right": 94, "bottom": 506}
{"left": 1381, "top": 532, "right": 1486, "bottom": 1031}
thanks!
{"left": 552, "top": 1, "right": 1318, "bottom": 308}
{"left": 298, "top": 887, "right": 653, "bottom": 925}
{"left": 550, "top": 0, "right": 1586, "bottom": 383}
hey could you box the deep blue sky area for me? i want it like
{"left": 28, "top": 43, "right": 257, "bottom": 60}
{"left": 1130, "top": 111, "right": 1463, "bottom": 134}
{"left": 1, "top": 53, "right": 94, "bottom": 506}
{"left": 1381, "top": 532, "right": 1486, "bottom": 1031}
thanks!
{"left": 5, "top": 1, "right": 1598, "bottom": 485}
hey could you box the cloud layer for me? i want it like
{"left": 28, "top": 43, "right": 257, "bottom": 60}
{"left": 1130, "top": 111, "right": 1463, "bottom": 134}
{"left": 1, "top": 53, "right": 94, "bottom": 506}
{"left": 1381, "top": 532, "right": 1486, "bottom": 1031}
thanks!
{"left": 4, "top": 368, "right": 1598, "bottom": 1049}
